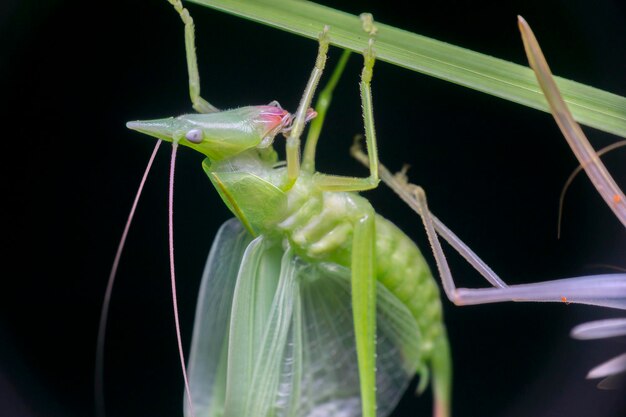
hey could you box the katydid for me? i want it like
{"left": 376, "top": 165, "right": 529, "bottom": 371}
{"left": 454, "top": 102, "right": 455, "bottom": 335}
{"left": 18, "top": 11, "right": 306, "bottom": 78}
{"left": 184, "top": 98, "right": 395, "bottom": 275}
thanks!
{"left": 105, "top": 1, "right": 624, "bottom": 415}
{"left": 120, "top": 1, "right": 452, "bottom": 417}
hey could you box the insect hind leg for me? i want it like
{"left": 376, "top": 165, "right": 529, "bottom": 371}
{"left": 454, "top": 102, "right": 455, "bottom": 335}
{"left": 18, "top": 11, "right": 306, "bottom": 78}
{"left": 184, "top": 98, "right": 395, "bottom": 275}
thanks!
{"left": 351, "top": 141, "right": 626, "bottom": 310}
{"left": 349, "top": 208, "right": 377, "bottom": 417}
{"left": 400, "top": 172, "right": 626, "bottom": 309}
{"left": 166, "top": 0, "right": 218, "bottom": 113}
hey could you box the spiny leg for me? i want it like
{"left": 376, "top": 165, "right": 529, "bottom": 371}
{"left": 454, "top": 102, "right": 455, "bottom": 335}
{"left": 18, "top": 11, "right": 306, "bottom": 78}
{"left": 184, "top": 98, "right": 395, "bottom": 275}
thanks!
{"left": 350, "top": 210, "right": 377, "bottom": 417}
{"left": 375, "top": 166, "right": 478, "bottom": 304}
{"left": 285, "top": 27, "right": 330, "bottom": 187}
{"left": 396, "top": 179, "right": 625, "bottom": 308}
{"left": 518, "top": 16, "right": 626, "bottom": 227}
{"left": 352, "top": 143, "right": 506, "bottom": 291}
{"left": 298, "top": 13, "right": 377, "bottom": 175}
{"left": 351, "top": 141, "right": 626, "bottom": 309}
{"left": 301, "top": 49, "right": 352, "bottom": 173}
{"left": 166, "top": 0, "right": 218, "bottom": 113}
{"left": 314, "top": 39, "right": 380, "bottom": 192}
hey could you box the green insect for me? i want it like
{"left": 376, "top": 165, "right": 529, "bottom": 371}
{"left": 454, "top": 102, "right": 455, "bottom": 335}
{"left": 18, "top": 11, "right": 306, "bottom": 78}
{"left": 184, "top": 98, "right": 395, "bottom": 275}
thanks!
{"left": 117, "top": 1, "right": 625, "bottom": 416}
{"left": 123, "top": 1, "right": 451, "bottom": 417}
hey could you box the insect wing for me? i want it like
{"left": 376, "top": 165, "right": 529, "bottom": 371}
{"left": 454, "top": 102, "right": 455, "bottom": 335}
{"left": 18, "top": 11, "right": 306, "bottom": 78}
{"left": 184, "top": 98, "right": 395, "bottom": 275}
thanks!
{"left": 295, "top": 262, "right": 422, "bottom": 417}
{"left": 185, "top": 218, "right": 253, "bottom": 417}
{"left": 222, "top": 251, "right": 423, "bottom": 417}
{"left": 223, "top": 237, "right": 297, "bottom": 417}
{"left": 187, "top": 223, "right": 423, "bottom": 417}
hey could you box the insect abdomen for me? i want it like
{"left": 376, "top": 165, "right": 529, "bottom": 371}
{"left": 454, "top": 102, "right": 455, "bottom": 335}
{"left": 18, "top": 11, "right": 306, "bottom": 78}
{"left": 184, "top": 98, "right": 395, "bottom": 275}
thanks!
{"left": 275, "top": 181, "right": 446, "bottom": 369}
{"left": 374, "top": 216, "right": 445, "bottom": 351}
{"left": 276, "top": 181, "right": 444, "bottom": 341}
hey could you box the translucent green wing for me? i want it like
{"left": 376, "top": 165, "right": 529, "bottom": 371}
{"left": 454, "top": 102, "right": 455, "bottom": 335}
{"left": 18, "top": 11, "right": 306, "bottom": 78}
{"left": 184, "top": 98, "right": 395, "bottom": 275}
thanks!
{"left": 222, "top": 235, "right": 295, "bottom": 416}
{"left": 293, "top": 262, "right": 422, "bottom": 417}
{"left": 187, "top": 221, "right": 423, "bottom": 417}
{"left": 185, "top": 219, "right": 252, "bottom": 417}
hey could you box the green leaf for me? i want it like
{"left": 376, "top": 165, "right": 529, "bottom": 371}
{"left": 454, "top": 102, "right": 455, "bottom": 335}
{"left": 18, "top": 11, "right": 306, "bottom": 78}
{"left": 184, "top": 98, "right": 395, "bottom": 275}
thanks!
{"left": 189, "top": 0, "right": 626, "bottom": 138}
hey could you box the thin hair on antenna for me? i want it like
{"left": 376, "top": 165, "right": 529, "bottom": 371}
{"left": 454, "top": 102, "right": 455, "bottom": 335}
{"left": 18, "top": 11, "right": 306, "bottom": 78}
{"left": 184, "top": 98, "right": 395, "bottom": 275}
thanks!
{"left": 168, "top": 142, "right": 196, "bottom": 417}
{"left": 95, "top": 140, "right": 162, "bottom": 417}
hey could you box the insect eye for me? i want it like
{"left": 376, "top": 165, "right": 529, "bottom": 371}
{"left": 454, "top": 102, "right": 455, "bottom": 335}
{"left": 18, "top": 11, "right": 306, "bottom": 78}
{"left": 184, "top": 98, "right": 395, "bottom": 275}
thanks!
{"left": 185, "top": 129, "right": 203, "bottom": 144}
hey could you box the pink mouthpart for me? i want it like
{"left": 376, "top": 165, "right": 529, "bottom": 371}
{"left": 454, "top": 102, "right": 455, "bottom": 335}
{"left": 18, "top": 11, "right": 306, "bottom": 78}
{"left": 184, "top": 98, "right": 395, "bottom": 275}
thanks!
{"left": 258, "top": 105, "right": 291, "bottom": 131}
{"left": 258, "top": 105, "right": 318, "bottom": 136}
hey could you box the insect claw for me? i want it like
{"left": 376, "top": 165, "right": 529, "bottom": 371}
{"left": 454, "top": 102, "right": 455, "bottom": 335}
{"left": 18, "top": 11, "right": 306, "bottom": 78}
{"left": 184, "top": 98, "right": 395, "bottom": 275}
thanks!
{"left": 318, "top": 25, "right": 330, "bottom": 49}
{"left": 362, "top": 40, "right": 376, "bottom": 83}
{"left": 360, "top": 13, "right": 378, "bottom": 36}
{"left": 314, "top": 27, "right": 331, "bottom": 70}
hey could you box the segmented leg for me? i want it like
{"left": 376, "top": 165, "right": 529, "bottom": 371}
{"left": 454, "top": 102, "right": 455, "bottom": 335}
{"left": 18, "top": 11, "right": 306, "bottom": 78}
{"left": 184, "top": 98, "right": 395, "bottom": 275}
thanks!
{"left": 301, "top": 49, "right": 352, "bottom": 173}
{"left": 350, "top": 209, "right": 377, "bottom": 417}
{"left": 431, "top": 333, "right": 452, "bottom": 417}
{"left": 350, "top": 17, "right": 626, "bottom": 310}
{"left": 285, "top": 27, "right": 330, "bottom": 187}
{"left": 351, "top": 141, "right": 626, "bottom": 309}
{"left": 313, "top": 39, "right": 380, "bottom": 192}
{"left": 166, "top": 0, "right": 218, "bottom": 113}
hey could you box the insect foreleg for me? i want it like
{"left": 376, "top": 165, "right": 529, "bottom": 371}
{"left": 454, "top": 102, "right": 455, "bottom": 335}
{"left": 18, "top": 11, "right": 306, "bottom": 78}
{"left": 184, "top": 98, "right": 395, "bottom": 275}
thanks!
{"left": 350, "top": 209, "right": 377, "bottom": 417}
{"left": 314, "top": 40, "right": 380, "bottom": 192}
{"left": 302, "top": 49, "right": 352, "bottom": 173}
{"left": 166, "top": 0, "right": 218, "bottom": 113}
{"left": 285, "top": 27, "right": 330, "bottom": 186}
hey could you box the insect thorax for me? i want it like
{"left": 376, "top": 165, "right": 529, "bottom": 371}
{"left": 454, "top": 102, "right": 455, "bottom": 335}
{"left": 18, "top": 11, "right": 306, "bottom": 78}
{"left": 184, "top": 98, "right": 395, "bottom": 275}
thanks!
{"left": 205, "top": 149, "right": 444, "bottom": 353}
{"left": 204, "top": 149, "right": 370, "bottom": 265}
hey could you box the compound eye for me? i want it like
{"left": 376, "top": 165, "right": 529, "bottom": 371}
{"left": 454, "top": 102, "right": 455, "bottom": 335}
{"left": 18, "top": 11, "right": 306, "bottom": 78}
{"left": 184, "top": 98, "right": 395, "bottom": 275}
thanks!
{"left": 185, "top": 129, "right": 203, "bottom": 144}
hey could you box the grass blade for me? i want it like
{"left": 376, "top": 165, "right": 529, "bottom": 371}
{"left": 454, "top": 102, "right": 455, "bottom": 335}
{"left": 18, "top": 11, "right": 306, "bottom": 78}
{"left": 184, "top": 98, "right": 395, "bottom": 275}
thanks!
{"left": 189, "top": 0, "right": 626, "bottom": 138}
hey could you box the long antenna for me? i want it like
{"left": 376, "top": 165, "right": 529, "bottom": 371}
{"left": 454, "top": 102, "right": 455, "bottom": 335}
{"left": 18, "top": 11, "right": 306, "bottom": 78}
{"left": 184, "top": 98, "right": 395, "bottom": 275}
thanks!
{"left": 95, "top": 140, "right": 162, "bottom": 417}
{"left": 558, "top": 140, "right": 626, "bottom": 238}
{"left": 168, "top": 142, "right": 196, "bottom": 417}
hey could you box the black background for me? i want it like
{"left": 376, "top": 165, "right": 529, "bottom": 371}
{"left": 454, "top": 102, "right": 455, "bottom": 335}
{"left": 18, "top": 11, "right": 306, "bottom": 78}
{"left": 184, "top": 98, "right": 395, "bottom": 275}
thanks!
{"left": 2, "top": 0, "right": 625, "bottom": 416}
